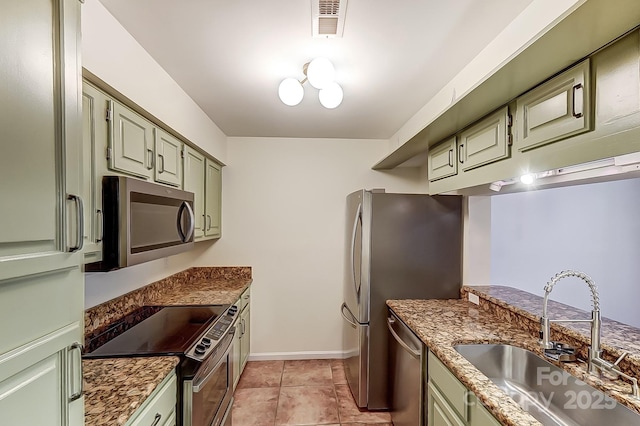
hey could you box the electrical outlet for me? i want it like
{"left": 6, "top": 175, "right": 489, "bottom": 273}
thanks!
{"left": 468, "top": 292, "right": 480, "bottom": 305}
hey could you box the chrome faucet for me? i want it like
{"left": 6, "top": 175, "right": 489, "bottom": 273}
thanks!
{"left": 540, "top": 270, "right": 639, "bottom": 398}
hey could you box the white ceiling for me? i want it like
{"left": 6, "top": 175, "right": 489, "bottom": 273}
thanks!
{"left": 98, "top": 0, "right": 534, "bottom": 139}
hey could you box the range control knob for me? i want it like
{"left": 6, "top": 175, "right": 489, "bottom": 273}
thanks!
{"left": 195, "top": 344, "right": 206, "bottom": 355}
{"left": 201, "top": 337, "right": 212, "bottom": 347}
{"left": 228, "top": 305, "right": 238, "bottom": 315}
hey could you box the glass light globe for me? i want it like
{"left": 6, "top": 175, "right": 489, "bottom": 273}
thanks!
{"left": 319, "top": 82, "right": 343, "bottom": 109}
{"left": 306, "top": 57, "right": 335, "bottom": 89}
{"left": 278, "top": 78, "right": 304, "bottom": 106}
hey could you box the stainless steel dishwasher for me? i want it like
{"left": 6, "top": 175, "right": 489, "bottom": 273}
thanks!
{"left": 387, "top": 310, "right": 426, "bottom": 426}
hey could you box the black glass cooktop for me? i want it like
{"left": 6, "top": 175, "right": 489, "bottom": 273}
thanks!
{"left": 84, "top": 305, "right": 229, "bottom": 358}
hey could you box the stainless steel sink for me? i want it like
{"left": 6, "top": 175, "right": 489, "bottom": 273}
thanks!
{"left": 453, "top": 344, "right": 640, "bottom": 426}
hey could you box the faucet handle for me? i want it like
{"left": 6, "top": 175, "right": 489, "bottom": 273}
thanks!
{"left": 614, "top": 351, "right": 629, "bottom": 368}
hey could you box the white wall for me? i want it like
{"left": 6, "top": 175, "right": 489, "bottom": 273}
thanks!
{"left": 84, "top": 245, "right": 209, "bottom": 308}
{"left": 389, "top": 0, "right": 583, "bottom": 151}
{"left": 201, "top": 137, "right": 426, "bottom": 358}
{"left": 489, "top": 178, "right": 640, "bottom": 327}
{"left": 82, "top": 0, "right": 231, "bottom": 307}
{"left": 81, "top": 0, "right": 226, "bottom": 162}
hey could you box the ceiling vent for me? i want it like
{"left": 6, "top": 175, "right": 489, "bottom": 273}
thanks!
{"left": 312, "top": 0, "right": 348, "bottom": 38}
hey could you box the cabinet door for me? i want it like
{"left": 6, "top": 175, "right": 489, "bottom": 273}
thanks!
{"left": 81, "top": 84, "right": 107, "bottom": 264}
{"left": 108, "top": 100, "right": 154, "bottom": 179}
{"left": 204, "top": 159, "right": 222, "bottom": 239}
{"left": 154, "top": 129, "right": 183, "bottom": 187}
{"left": 428, "top": 384, "right": 465, "bottom": 426}
{"left": 232, "top": 297, "right": 242, "bottom": 389}
{"left": 428, "top": 137, "right": 457, "bottom": 182}
{"left": 516, "top": 59, "right": 591, "bottom": 151}
{"left": 0, "top": 323, "right": 83, "bottom": 426}
{"left": 458, "top": 106, "right": 510, "bottom": 171}
{"left": 469, "top": 396, "right": 501, "bottom": 426}
{"left": 239, "top": 304, "right": 251, "bottom": 373}
{"left": 592, "top": 29, "right": 640, "bottom": 136}
{"left": 183, "top": 146, "right": 206, "bottom": 240}
{"left": 0, "top": 0, "right": 83, "bottom": 278}
{"left": 1, "top": 0, "right": 83, "bottom": 424}
{"left": 0, "top": 352, "right": 64, "bottom": 425}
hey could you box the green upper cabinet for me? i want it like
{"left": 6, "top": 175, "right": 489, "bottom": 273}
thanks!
{"left": 428, "top": 137, "right": 458, "bottom": 182}
{"left": 0, "top": 0, "right": 82, "bottom": 280}
{"left": 154, "top": 128, "right": 183, "bottom": 187}
{"left": 515, "top": 59, "right": 591, "bottom": 151}
{"left": 81, "top": 84, "right": 108, "bottom": 264}
{"left": 183, "top": 145, "right": 206, "bottom": 240}
{"left": 0, "top": 0, "right": 84, "bottom": 424}
{"left": 204, "top": 159, "right": 222, "bottom": 239}
{"left": 458, "top": 106, "right": 511, "bottom": 171}
{"left": 107, "top": 100, "right": 155, "bottom": 180}
{"left": 591, "top": 29, "right": 640, "bottom": 138}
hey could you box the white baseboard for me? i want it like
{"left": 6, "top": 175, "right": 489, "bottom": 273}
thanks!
{"left": 248, "top": 350, "right": 347, "bottom": 361}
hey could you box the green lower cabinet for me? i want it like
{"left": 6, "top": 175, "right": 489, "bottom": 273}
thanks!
{"left": 428, "top": 351, "right": 501, "bottom": 426}
{"left": 429, "top": 383, "right": 466, "bottom": 426}
{"left": 468, "top": 395, "right": 502, "bottom": 426}
{"left": 126, "top": 371, "right": 177, "bottom": 426}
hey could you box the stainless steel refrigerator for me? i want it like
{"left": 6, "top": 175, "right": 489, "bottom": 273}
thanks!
{"left": 340, "top": 189, "right": 462, "bottom": 410}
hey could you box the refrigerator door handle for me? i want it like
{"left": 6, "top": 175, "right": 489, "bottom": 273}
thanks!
{"left": 351, "top": 203, "right": 362, "bottom": 297}
{"left": 341, "top": 302, "right": 358, "bottom": 329}
{"left": 387, "top": 316, "right": 421, "bottom": 359}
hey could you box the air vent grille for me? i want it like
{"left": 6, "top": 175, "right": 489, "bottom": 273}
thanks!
{"left": 319, "top": 0, "right": 340, "bottom": 16}
{"left": 312, "top": 0, "right": 348, "bottom": 38}
{"left": 318, "top": 17, "right": 339, "bottom": 35}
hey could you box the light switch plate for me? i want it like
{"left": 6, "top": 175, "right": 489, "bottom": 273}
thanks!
{"left": 468, "top": 292, "right": 480, "bottom": 305}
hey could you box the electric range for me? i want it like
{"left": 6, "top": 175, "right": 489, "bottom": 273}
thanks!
{"left": 85, "top": 304, "right": 238, "bottom": 426}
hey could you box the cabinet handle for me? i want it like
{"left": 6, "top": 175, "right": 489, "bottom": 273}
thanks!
{"left": 158, "top": 154, "right": 165, "bottom": 173}
{"left": 150, "top": 413, "right": 162, "bottom": 426}
{"left": 67, "top": 194, "right": 84, "bottom": 252}
{"left": 572, "top": 83, "right": 584, "bottom": 118}
{"left": 206, "top": 214, "right": 212, "bottom": 231}
{"left": 96, "top": 209, "right": 103, "bottom": 243}
{"left": 147, "top": 148, "right": 154, "bottom": 170}
{"left": 68, "top": 342, "right": 84, "bottom": 402}
{"left": 447, "top": 149, "right": 453, "bottom": 167}
{"left": 458, "top": 144, "right": 464, "bottom": 164}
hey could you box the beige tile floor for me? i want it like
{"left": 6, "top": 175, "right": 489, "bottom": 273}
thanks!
{"left": 232, "top": 359, "right": 393, "bottom": 426}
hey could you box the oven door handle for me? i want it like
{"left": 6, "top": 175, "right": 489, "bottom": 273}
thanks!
{"left": 192, "top": 328, "right": 236, "bottom": 393}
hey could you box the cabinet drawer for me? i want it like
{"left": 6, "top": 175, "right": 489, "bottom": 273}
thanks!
{"left": 127, "top": 371, "right": 177, "bottom": 426}
{"left": 516, "top": 59, "right": 591, "bottom": 151}
{"left": 428, "top": 137, "right": 457, "bottom": 181}
{"left": 428, "top": 383, "right": 466, "bottom": 426}
{"left": 162, "top": 409, "right": 176, "bottom": 426}
{"left": 428, "top": 351, "right": 468, "bottom": 421}
{"left": 458, "top": 106, "right": 510, "bottom": 171}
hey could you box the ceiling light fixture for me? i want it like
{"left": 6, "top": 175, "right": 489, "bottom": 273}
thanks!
{"left": 278, "top": 57, "right": 343, "bottom": 109}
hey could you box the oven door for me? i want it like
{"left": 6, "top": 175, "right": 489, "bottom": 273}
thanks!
{"left": 184, "top": 330, "right": 235, "bottom": 426}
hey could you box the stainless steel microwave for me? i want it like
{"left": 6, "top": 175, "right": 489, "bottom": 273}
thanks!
{"left": 86, "top": 176, "right": 195, "bottom": 271}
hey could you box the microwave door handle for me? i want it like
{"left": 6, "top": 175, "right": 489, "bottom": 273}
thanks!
{"left": 177, "top": 201, "right": 195, "bottom": 242}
